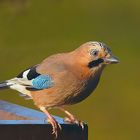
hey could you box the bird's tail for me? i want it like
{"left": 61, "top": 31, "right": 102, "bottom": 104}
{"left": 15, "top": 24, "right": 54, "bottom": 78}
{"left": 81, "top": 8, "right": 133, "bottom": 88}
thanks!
{"left": 0, "top": 81, "right": 10, "bottom": 90}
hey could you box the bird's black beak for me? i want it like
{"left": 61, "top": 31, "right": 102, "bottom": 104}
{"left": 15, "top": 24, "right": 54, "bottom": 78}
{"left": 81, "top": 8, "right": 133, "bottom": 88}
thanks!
{"left": 103, "top": 56, "right": 119, "bottom": 64}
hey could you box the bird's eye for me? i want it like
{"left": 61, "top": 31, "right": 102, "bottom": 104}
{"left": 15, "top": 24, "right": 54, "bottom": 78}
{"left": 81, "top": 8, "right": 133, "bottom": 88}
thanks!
{"left": 90, "top": 50, "right": 99, "bottom": 56}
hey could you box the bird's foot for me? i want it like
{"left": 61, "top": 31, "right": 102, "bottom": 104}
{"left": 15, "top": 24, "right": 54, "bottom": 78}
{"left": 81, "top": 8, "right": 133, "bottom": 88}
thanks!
{"left": 58, "top": 107, "right": 85, "bottom": 130}
{"left": 64, "top": 117, "right": 84, "bottom": 130}
{"left": 39, "top": 106, "right": 62, "bottom": 138}
{"left": 47, "top": 117, "right": 62, "bottom": 138}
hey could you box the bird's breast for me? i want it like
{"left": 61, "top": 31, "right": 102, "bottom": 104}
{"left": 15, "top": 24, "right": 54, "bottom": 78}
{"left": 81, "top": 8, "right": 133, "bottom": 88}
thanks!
{"left": 63, "top": 70, "right": 102, "bottom": 105}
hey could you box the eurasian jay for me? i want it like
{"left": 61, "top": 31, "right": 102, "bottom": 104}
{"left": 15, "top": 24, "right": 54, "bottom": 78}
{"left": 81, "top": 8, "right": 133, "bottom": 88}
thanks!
{"left": 0, "top": 41, "right": 119, "bottom": 138}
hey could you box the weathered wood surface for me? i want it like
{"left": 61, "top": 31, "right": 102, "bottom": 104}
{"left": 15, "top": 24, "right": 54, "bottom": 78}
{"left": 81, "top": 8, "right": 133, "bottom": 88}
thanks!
{"left": 0, "top": 100, "right": 88, "bottom": 140}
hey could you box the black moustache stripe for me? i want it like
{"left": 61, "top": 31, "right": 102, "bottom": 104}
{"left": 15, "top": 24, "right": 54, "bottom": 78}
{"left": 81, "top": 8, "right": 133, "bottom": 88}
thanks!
{"left": 88, "top": 58, "right": 104, "bottom": 68}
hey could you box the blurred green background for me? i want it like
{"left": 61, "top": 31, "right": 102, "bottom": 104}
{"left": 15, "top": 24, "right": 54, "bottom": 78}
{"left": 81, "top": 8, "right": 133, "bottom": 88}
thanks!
{"left": 0, "top": 0, "right": 140, "bottom": 140}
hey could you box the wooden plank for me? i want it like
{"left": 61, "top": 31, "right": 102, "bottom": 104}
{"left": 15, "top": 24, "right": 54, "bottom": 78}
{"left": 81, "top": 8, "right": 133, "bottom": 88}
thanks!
{"left": 0, "top": 100, "right": 64, "bottom": 122}
{"left": 0, "top": 100, "right": 88, "bottom": 140}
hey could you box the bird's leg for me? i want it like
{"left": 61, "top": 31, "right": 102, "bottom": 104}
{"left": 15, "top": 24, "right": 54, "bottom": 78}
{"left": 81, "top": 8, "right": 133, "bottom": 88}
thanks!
{"left": 39, "top": 106, "right": 62, "bottom": 138}
{"left": 58, "top": 107, "right": 84, "bottom": 129}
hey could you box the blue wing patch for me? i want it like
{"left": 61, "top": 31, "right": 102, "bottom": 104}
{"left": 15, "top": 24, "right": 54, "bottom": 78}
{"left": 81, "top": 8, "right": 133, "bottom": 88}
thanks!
{"left": 32, "top": 75, "right": 54, "bottom": 89}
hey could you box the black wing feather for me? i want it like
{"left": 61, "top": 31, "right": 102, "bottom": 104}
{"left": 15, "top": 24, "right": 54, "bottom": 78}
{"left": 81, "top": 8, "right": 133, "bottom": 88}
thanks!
{"left": 17, "top": 65, "right": 40, "bottom": 80}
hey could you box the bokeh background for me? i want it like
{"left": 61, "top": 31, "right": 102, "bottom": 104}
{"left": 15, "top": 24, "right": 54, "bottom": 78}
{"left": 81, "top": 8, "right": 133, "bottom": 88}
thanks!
{"left": 0, "top": 0, "right": 140, "bottom": 140}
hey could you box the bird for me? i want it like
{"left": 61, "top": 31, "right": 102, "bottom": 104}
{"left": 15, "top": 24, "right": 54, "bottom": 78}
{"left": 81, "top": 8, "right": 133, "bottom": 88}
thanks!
{"left": 0, "top": 41, "right": 119, "bottom": 138}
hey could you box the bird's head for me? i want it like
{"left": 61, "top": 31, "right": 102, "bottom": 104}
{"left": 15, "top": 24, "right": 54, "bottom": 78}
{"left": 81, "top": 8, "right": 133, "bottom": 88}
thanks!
{"left": 73, "top": 41, "right": 119, "bottom": 70}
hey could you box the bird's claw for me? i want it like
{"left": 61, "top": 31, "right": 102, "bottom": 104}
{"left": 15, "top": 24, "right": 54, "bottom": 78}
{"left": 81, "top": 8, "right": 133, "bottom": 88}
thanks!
{"left": 47, "top": 118, "right": 62, "bottom": 139}
{"left": 75, "top": 120, "right": 84, "bottom": 130}
{"left": 80, "top": 121, "right": 85, "bottom": 130}
{"left": 64, "top": 117, "right": 84, "bottom": 130}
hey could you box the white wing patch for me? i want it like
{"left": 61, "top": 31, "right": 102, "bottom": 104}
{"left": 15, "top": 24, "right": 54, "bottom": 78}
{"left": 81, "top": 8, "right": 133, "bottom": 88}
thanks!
{"left": 10, "top": 84, "right": 32, "bottom": 98}
{"left": 23, "top": 69, "right": 30, "bottom": 79}
{"left": 5, "top": 66, "right": 40, "bottom": 100}
{"left": 7, "top": 78, "right": 32, "bottom": 99}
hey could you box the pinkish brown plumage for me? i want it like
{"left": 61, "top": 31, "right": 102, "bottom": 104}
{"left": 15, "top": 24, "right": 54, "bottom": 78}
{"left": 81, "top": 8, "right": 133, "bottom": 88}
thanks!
{"left": 0, "top": 41, "right": 119, "bottom": 138}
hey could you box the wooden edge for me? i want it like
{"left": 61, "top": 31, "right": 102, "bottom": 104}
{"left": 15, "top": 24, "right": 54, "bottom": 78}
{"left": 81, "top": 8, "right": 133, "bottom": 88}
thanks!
{"left": 0, "top": 100, "right": 64, "bottom": 123}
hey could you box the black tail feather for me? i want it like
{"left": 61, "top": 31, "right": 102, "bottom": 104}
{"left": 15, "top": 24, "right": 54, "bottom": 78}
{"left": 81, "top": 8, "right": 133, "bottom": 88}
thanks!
{"left": 0, "top": 82, "right": 9, "bottom": 90}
